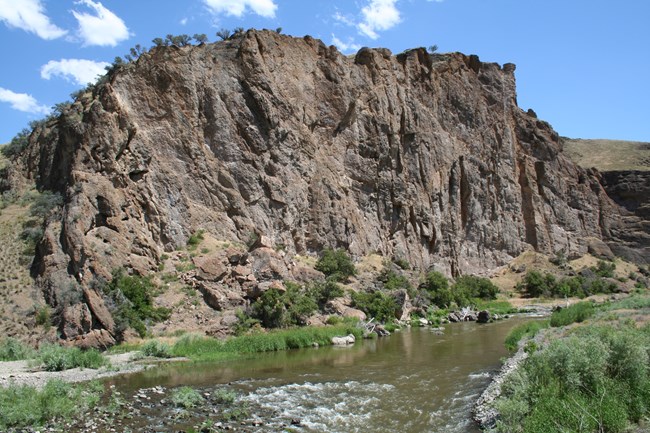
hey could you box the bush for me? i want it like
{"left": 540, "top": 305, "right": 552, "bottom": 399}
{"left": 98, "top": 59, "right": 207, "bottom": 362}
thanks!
{"left": 36, "top": 344, "right": 108, "bottom": 371}
{"left": 1, "top": 128, "right": 30, "bottom": 158}
{"left": 104, "top": 270, "right": 171, "bottom": 337}
{"left": 421, "top": 271, "right": 453, "bottom": 308}
{"left": 549, "top": 302, "right": 595, "bottom": 327}
{"left": 29, "top": 191, "right": 63, "bottom": 219}
{"left": 0, "top": 338, "right": 35, "bottom": 361}
{"left": 315, "top": 248, "right": 356, "bottom": 282}
{"left": 453, "top": 275, "right": 499, "bottom": 301}
{"left": 187, "top": 229, "right": 205, "bottom": 248}
{"left": 140, "top": 340, "right": 172, "bottom": 358}
{"left": 519, "top": 270, "right": 556, "bottom": 298}
{"left": 0, "top": 380, "right": 103, "bottom": 430}
{"left": 593, "top": 260, "right": 616, "bottom": 278}
{"left": 378, "top": 267, "right": 412, "bottom": 292}
{"left": 494, "top": 324, "right": 650, "bottom": 433}
{"left": 351, "top": 290, "right": 397, "bottom": 323}
{"left": 171, "top": 386, "right": 204, "bottom": 409}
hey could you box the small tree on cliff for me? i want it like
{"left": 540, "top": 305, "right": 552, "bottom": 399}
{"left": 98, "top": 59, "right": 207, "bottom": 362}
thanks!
{"left": 315, "top": 249, "right": 356, "bottom": 282}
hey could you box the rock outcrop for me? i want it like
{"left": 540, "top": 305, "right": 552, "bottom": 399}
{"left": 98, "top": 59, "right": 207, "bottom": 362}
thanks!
{"left": 9, "top": 30, "right": 647, "bottom": 345}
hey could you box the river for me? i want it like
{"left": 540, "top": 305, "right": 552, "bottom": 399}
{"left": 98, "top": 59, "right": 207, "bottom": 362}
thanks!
{"left": 103, "top": 318, "right": 531, "bottom": 432}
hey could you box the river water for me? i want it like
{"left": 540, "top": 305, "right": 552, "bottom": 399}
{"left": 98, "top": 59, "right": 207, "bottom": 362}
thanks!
{"left": 107, "top": 318, "right": 529, "bottom": 432}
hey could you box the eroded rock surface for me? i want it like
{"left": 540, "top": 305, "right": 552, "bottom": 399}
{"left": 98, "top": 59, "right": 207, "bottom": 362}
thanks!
{"left": 10, "top": 30, "right": 648, "bottom": 345}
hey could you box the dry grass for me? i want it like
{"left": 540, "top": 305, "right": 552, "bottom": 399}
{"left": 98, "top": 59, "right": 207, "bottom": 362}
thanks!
{"left": 0, "top": 203, "right": 53, "bottom": 345}
{"left": 562, "top": 138, "right": 650, "bottom": 171}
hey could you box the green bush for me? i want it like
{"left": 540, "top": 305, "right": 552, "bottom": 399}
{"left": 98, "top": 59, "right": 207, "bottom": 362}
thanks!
{"left": 519, "top": 270, "right": 556, "bottom": 298}
{"left": 453, "top": 275, "right": 499, "bottom": 301}
{"left": 140, "top": 340, "right": 172, "bottom": 358}
{"left": 421, "top": 271, "right": 453, "bottom": 308}
{"left": 315, "top": 248, "right": 356, "bottom": 281}
{"left": 307, "top": 279, "right": 344, "bottom": 306}
{"left": 104, "top": 270, "right": 171, "bottom": 337}
{"left": 0, "top": 338, "right": 35, "bottom": 361}
{"left": 0, "top": 380, "right": 103, "bottom": 430}
{"left": 171, "top": 386, "right": 204, "bottom": 409}
{"left": 351, "top": 290, "right": 397, "bottom": 323}
{"left": 593, "top": 260, "right": 616, "bottom": 278}
{"left": 187, "top": 229, "right": 205, "bottom": 248}
{"left": 1, "top": 129, "right": 30, "bottom": 158}
{"left": 378, "top": 267, "right": 412, "bottom": 292}
{"left": 549, "top": 302, "right": 595, "bottom": 327}
{"left": 494, "top": 324, "right": 650, "bottom": 433}
{"left": 29, "top": 191, "right": 63, "bottom": 219}
{"left": 36, "top": 344, "right": 108, "bottom": 371}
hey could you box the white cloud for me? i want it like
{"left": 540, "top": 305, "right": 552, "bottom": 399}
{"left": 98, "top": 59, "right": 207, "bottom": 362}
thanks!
{"left": 41, "top": 59, "right": 109, "bottom": 85}
{"left": 72, "top": 0, "right": 130, "bottom": 47}
{"left": 358, "top": 0, "right": 401, "bottom": 39}
{"left": 180, "top": 17, "right": 188, "bottom": 25}
{"left": 0, "top": 87, "right": 50, "bottom": 115}
{"left": 0, "top": 0, "right": 66, "bottom": 40}
{"left": 331, "top": 34, "right": 361, "bottom": 53}
{"left": 203, "top": 0, "right": 277, "bottom": 18}
{"left": 333, "top": 11, "right": 355, "bottom": 27}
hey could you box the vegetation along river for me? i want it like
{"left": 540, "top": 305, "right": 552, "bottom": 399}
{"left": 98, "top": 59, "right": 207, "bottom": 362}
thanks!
{"left": 106, "top": 318, "right": 534, "bottom": 432}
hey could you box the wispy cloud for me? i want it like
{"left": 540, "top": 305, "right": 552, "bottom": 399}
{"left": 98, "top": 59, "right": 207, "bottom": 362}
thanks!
{"left": 331, "top": 34, "right": 361, "bottom": 54}
{"left": 0, "top": 87, "right": 50, "bottom": 115}
{"left": 358, "top": 0, "right": 401, "bottom": 40}
{"left": 332, "top": 11, "right": 355, "bottom": 27}
{"left": 203, "top": 0, "right": 278, "bottom": 18}
{"left": 0, "top": 0, "right": 66, "bottom": 40}
{"left": 41, "top": 59, "right": 109, "bottom": 86}
{"left": 72, "top": 0, "right": 130, "bottom": 47}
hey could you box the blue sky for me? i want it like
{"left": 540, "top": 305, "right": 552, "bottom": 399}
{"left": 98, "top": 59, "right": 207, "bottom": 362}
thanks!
{"left": 0, "top": 0, "right": 648, "bottom": 144}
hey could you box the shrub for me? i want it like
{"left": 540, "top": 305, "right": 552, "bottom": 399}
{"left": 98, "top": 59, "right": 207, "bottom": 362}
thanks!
{"left": 453, "top": 275, "right": 499, "bottom": 301}
{"left": 1, "top": 128, "right": 30, "bottom": 158}
{"left": 140, "top": 340, "right": 172, "bottom": 358}
{"left": 315, "top": 248, "right": 356, "bottom": 281}
{"left": 212, "top": 387, "right": 236, "bottom": 404}
{"left": 549, "top": 302, "right": 595, "bottom": 327}
{"left": 593, "top": 260, "right": 616, "bottom": 278}
{"left": 421, "top": 271, "right": 453, "bottom": 308}
{"left": 252, "top": 289, "right": 289, "bottom": 328}
{"left": 187, "top": 229, "right": 204, "bottom": 248}
{"left": 0, "top": 338, "right": 35, "bottom": 361}
{"left": 34, "top": 305, "right": 51, "bottom": 326}
{"left": 307, "top": 279, "right": 343, "bottom": 306}
{"left": 351, "top": 290, "right": 397, "bottom": 323}
{"left": 0, "top": 380, "right": 103, "bottom": 430}
{"left": 171, "top": 386, "right": 204, "bottom": 409}
{"left": 29, "top": 191, "right": 63, "bottom": 219}
{"left": 104, "top": 270, "right": 171, "bottom": 337}
{"left": 519, "top": 270, "right": 555, "bottom": 298}
{"left": 378, "top": 268, "right": 412, "bottom": 292}
{"left": 36, "top": 344, "right": 108, "bottom": 371}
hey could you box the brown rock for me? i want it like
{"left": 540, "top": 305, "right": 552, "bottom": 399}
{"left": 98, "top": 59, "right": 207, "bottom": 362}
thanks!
{"left": 197, "top": 282, "right": 246, "bottom": 310}
{"left": 83, "top": 287, "right": 115, "bottom": 334}
{"left": 61, "top": 303, "right": 93, "bottom": 338}
{"left": 10, "top": 29, "right": 648, "bottom": 345}
{"left": 586, "top": 237, "right": 615, "bottom": 260}
{"left": 72, "top": 329, "right": 116, "bottom": 350}
{"left": 193, "top": 255, "right": 229, "bottom": 281}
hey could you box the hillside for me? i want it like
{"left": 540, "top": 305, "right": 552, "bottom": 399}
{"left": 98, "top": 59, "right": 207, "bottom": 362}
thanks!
{"left": 2, "top": 29, "right": 648, "bottom": 346}
{"left": 562, "top": 138, "right": 650, "bottom": 172}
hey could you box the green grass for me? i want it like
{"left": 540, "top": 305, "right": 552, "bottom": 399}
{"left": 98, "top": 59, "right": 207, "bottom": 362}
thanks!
{"left": 0, "top": 380, "right": 104, "bottom": 430}
{"left": 139, "top": 340, "right": 172, "bottom": 358}
{"left": 504, "top": 320, "right": 549, "bottom": 351}
{"left": 602, "top": 294, "right": 650, "bottom": 311}
{"left": 473, "top": 299, "right": 518, "bottom": 315}
{"left": 172, "top": 324, "right": 363, "bottom": 362}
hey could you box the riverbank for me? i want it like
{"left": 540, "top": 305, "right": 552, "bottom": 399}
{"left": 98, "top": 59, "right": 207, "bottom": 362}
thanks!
{"left": 473, "top": 293, "right": 650, "bottom": 432}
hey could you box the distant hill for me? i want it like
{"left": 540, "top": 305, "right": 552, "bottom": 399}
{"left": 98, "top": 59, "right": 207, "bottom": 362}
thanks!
{"left": 562, "top": 138, "right": 650, "bottom": 172}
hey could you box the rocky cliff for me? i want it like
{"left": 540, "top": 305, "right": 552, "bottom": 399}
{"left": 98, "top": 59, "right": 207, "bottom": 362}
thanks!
{"left": 10, "top": 30, "right": 647, "bottom": 344}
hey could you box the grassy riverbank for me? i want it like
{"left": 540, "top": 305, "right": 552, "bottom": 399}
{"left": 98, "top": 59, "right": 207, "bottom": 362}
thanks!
{"left": 492, "top": 294, "right": 650, "bottom": 433}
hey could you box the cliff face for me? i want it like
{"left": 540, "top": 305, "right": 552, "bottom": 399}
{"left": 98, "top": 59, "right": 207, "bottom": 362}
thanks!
{"left": 15, "top": 30, "right": 645, "bottom": 343}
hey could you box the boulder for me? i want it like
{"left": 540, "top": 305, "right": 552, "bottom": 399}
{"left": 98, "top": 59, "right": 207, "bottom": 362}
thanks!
{"left": 71, "top": 329, "right": 115, "bottom": 350}
{"left": 61, "top": 303, "right": 93, "bottom": 338}
{"left": 331, "top": 334, "right": 356, "bottom": 345}
{"left": 198, "top": 283, "right": 246, "bottom": 310}
{"left": 193, "top": 255, "right": 229, "bottom": 281}
{"left": 391, "top": 289, "right": 414, "bottom": 321}
{"left": 477, "top": 310, "right": 490, "bottom": 323}
{"left": 82, "top": 287, "right": 115, "bottom": 334}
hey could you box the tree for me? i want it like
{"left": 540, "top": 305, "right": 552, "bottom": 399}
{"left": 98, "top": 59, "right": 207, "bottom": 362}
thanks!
{"left": 193, "top": 33, "right": 208, "bottom": 44}
{"left": 428, "top": 44, "right": 439, "bottom": 54}
{"left": 315, "top": 248, "right": 356, "bottom": 282}
{"left": 152, "top": 37, "right": 165, "bottom": 47}
{"left": 1, "top": 128, "right": 31, "bottom": 158}
{"left": 171, "top": 34, "right": 191, "bottom": 46}
{"left": 216, "top": 28, "right": 231, "bottom": 40}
